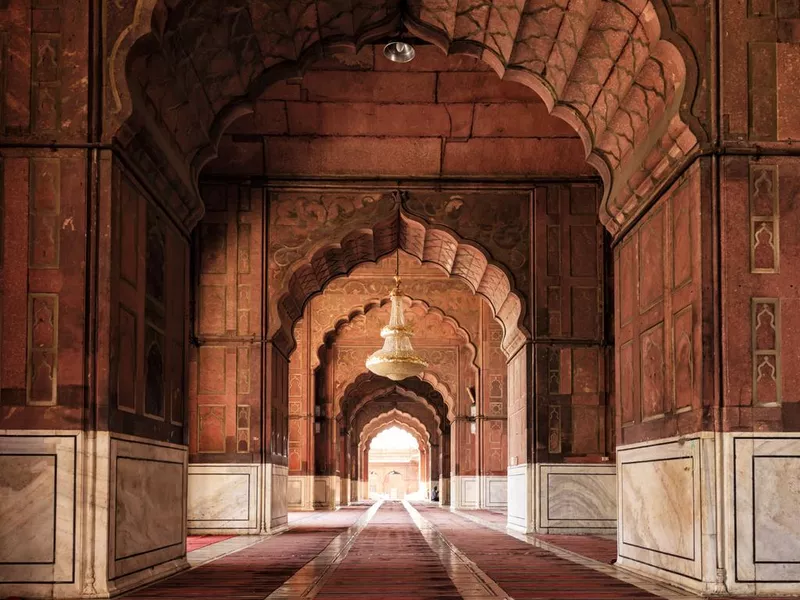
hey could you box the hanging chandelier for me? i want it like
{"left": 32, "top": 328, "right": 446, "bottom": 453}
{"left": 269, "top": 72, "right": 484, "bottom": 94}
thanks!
{"left": 365, "top": 251, "right": 428, "bottom": 381}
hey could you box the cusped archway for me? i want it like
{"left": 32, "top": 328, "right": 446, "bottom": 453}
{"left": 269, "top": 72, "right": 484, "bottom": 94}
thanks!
{"left": 113, "top": 0, "right": 700, "bottom": 238}
{"left": 274, "top": 208, "right": 527, "bottom": 357}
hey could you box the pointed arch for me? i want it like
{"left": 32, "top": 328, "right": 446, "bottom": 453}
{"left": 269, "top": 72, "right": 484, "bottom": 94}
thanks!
{"left": 275, "top": 210, "right": 527, "bottom": 358}
{"left": 113, "top": 0, "right": 700, "bottom": 236}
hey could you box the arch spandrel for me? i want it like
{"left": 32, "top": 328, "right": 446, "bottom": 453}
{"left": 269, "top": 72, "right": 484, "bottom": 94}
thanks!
{"left": 272, "top": 202, "right": 529, "bottom": 358}
{"left": 322, "top": 301, "right": 479, "bottom": 403}
{"left": 116, "top": 0, "right": 700, "bottom": 237}
{"left": 340, "top": 373, "right": 451, "bottom": 426}
{"left": 358, "top": 410, "right": 433, "bottom": 448}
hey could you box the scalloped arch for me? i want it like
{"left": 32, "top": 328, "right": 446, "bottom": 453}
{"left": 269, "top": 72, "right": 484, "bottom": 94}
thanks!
{"left": 276, "top": 211, "right": 527, "bottom": 358}
{"left": 341, "top": 372, "right": 452, "bottom": 424}
{"left": 115, "top": 0, "right": 700, "bottom": 237}
{"left": 360, "top": 410, "right": 431, "bottom": 449}
{"left": 310, "top": 297, "right": 478, "bottom": 377}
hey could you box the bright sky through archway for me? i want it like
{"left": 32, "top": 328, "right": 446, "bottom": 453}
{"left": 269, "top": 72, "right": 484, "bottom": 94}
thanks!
{"left": 370, "top": 426, "right": 418, "bottom": 450}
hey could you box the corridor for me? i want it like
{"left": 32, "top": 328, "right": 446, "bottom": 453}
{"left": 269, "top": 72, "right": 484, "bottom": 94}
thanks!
{"left": 123, "top": 502, "right": 724, "bottom": 600}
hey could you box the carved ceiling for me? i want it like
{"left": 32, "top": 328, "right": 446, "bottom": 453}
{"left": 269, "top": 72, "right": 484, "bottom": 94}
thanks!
{"left": 270, "top": 195, "right": 527, "bottom": 357}
{"left": 115, "top": 0, "right": 700, "bottom": 236}
{"left": 341, "top": 372, "right": 450, "bottom": 425}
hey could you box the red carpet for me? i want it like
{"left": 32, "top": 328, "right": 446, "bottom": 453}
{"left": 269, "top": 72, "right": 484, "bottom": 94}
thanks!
{"left": 315, "top": 501, "right": 460, "bottom": 599}
{"left": 185, "top": 535, "right": 233, "bottom": 552}
{"left": 122, "top": 506, "right": 370, "bottom": 599}
{"left": 415, "top": 504, "right": 659, "bottom": 599}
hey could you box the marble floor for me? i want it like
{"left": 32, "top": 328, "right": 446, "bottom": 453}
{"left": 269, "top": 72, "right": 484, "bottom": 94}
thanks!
{"left": 121, "top": 502, "right": 793, "bottom": 600}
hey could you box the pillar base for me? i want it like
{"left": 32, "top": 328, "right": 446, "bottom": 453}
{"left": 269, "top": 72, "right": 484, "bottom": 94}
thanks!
{"left": 618, "top": 432, "right": 800, "bottom": 596}
{"left": 0, "top": 430, "right": 189, "bottom": 599}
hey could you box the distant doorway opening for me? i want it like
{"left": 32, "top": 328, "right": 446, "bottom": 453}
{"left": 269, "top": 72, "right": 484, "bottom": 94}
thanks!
{"left": 368, "top": 426, "right": 422, "bottom": 500}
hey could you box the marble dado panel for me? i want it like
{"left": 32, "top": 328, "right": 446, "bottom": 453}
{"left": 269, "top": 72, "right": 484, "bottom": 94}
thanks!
{"left": 729, "top": 435, "right": 800, "bottom": 592}
{"left": 313, "top": 475, "right": 340, "bottom": 509}
{"left": 439, "top": 476, "right": 451, "bottom": 506}
{"left": 617, "top": 435, "right": 716, "bottom": 590}
{"left": 537, "top": 464, "right": 616, "bottom": 533}
{"left": 482, "top": 475, "right": 507, "bottom": 510}
{"left": 188, "top": 464, "right": 260, "bottom": 533}
{"left": 0, "top": 432, "right": 79, "bottom": 585}
{"left": 452, "top": 476, "right": 478, "bottom": 509}
{"left": 109, "top": 435, "right": 187, "bottom": 581}
{"left": 507, "top": 463, "right": 533, "bottom": 533}
{"left": 270, "top": 464, "right": 288, "bottom": 530}
{"left": 287, "top": 475, "right": 314, "bottom": 510}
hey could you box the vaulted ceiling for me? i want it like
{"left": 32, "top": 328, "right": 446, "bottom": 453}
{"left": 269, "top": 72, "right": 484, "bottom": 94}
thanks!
{"left": 114, "top": 0, "right": 700, "bottom": 235}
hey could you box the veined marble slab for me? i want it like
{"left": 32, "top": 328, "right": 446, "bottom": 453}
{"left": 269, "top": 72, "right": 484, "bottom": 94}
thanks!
{"left": 452, "top": 476, "right": 478, "bottom": 509}
{"left": 537, "top": 463, "right": 616, "bottom": 533}
{"left": 270, "top": 464, "right": 288, "bottom": 529}
{"left": 482, "top": 475, "right": 508, "bottom": 510}
{"left": 0, "top": 432, "right": 78, "bottom": 586}
{"left": 507, "top": 463, "right": 533, "bottom": 533}
{"left": 108, "top": 435, "right": 187, "bottom": 581}
{"left": 188, "top": 464, "right": 259, "bottom": 533}
{"left": 616, "top": 434, "right": 716, "bottom": 593}
{"left": 730, "top": 434, "right": 800, "bottom": 593}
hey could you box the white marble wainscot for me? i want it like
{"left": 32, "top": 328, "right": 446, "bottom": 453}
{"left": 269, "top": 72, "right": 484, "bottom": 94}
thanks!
{"left": 536, "top": 463, "right": 616, "bottom": 534}
{"left": 312, "top": 475, "right": 338, "bottom": 510}
{"left": 507, "top": 463, "right": 534, "bottom": 533}
{"left": 479, "top": 475, "right": 507, "bottom": 510}
{"left": 726, "top": 433, "right": 800, "bottom": 595}
{"left": 270, "top": 464, "right": 288, "bottom": 530}
{"left": 106, "top": 433, "right": 189, "bottom": 595}
{"left": 438, "top": 476, "right": 450, "bottom": 506}
{"left": 617, "top": 433, "right": 718, "bottom": 595}
{"left": 0, "top": 431, "right": 81, "bottom": 598}
{"left": 187, "top": 464, "right": 260, "bottom": 534}
{"left": 287, "top": 475, "right": 314, "bottom": 510}
{"left": 451, "top": 475, "right": 478, "bottom": 509}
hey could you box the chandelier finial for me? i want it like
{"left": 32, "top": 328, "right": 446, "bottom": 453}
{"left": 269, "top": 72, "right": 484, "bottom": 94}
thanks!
{"left": 365, "top": 250, "right": 427, "bottom": 381}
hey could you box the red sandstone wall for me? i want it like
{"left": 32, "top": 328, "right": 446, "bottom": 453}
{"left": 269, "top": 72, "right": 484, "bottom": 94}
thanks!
{"left": 533, "top": 184, "right": 608, "bottom": 461}
{"left": 205, "top": 46, "right": 588, "bottom": 180}
{"left": 0, "top": 0, "right": 91, "bottom": 430}
{"left": 109, "top": 165, "right": 189, "bottom": 443}
{"left": 614, "top": 163, "right": 709, "bottom": 446}
{"left": 721, "top": 157, "right": 800, "bottom": 431}
{"left": 189, "top": 183, "right": 265, "bottom": 462}
{"left": 0, "top": 153, "right": 88, "bottom": 429}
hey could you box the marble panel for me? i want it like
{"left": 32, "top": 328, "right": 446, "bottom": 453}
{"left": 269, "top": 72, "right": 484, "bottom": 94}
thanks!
{"left": 0, "top": 455, "right": 56, "bottom": 563}
{"left": 507, "top": 463, "right": 533, "bottom": 533}
{"left": 537, "top": 464, "right": 616, "bottom": 533}
{"left": 109, "top": 435, "right": 187, "bottom": 581}
{"left": 482, "top": 475, "right": 508, "bottom": 510}
{"left": 270, "top": 464, "right": 288, "bottom": 530}
{"left": 187, "top": 464, "right": 259, "bottom": 533}
{"left": 0, "top": 433, "right": 78, "bottom": 585}
{"left": 453, "top": 476, "right": 478, "bottom": 509}
{"left": 617, "top": 436, "right": 710, "bottom": 585}
{"left": 731, "top": 435, "right": 800, "bottom": 590}
{"left": 287, "top": 476, "right": 304, "bottom": 508}
{"left": 313, "top": 476, "right": 336, "bottom": 509}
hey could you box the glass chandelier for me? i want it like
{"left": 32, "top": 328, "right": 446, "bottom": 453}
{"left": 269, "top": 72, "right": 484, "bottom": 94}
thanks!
{"left": 365, "top": 251, "right": 428, "bottom": 381}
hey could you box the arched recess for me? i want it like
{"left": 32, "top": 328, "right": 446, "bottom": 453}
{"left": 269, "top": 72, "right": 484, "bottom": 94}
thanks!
{"left": 275, "top": 208, "right": 527, "bottom": 358}
{"left": 359, "top": 415, "right": 430, "bottom": 500}
{"left": 112, "top": 0, "right": 701, "bottom": 237}
{"left": 341, "top": 374, "right": 450, "bottom": 428}
{"left": 316, "top": 299, "right": 480, "bottom": 417}
{"left": 340, "top": 371, "right": 454, "bottom": 424}
{"left": 311, "top": 297, "right": 479, "bottom": 372}
{"left": 360, "top": 411, "right": 431, "bottom": 451}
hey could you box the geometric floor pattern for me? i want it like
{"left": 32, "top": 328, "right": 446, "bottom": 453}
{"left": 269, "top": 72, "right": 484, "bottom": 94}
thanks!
{"left": 121, "top": 502, "right": 787, "bottom": 600}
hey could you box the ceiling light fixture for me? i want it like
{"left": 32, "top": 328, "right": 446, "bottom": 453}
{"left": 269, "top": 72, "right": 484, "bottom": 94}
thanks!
{"left": 383, "top": 40, "right": 415, "bottom": 63}
{"left": 365, "top": 250, "right": 428, "bottom": 381}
